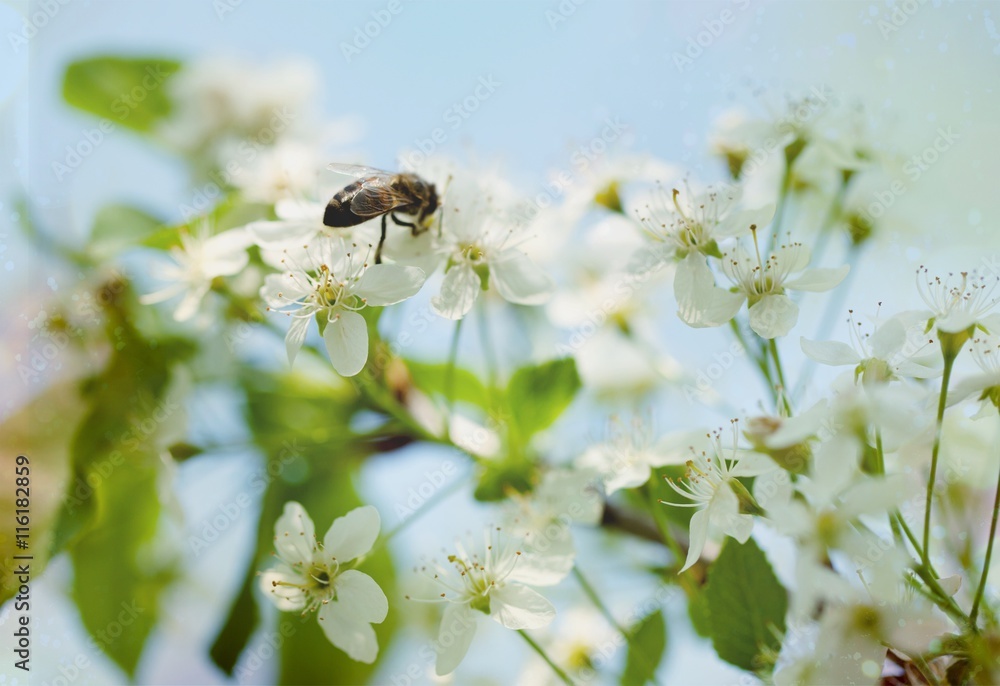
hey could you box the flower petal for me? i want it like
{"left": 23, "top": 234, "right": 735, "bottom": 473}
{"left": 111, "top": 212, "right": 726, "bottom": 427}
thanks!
{"left": 356, "top": 264, "right": 426, "bottom": 306}
{"left": 489, "top": 249, "right": 554, "bottom": 305}
{"left": 674, "top": 253, "right": 745, "bottom": 328}
{"left": 173, "top": 283, "right": 210, "bottom": 322}
{"left": 324, "top": 505, "right": 381, "bottom": 564}
{"left": 680, "top": 508, "right": 709, "bottom": 572}
{"left": 204, "top": 229, "right": 252, "bottom": 275}
{"left": 800, "top": 337, "right": 860, "bottom": 366}
{"left": 505, "top": 550, "right": 574, "bottom": 587}
{"left": 259, "top": 562, "right": 308, "bottom": 612}
{"left": 273, "top": 501, "right": 316, "bottom": 566}
{"left": 261, "top": 271, "right": 313, "bottom": 309}
{"left": 749, "top": 294, "right": 799, "bottom": 338}
{"left": 285, "top": 315, "right": 311, "bottom": 366}
{"left": 716, "top": 203, "right": 776, "bottom": 238}
{"left": 323, "top": 310, "right": 369, "bottom": 376}
{"left": 245, "top": 219, "right": 316, "bottom": 250}
{"left": 784, "top": 265, "right": 850, "bottom": 292}
{"left": 431, "top": 263, "right": 481, "bottom": 320}
{"left": 710, "top": 484, "right": 752, "bottom": 543}
{"left": 435, "top": 603, "right": 478, "bottom": 676}
{"left": 317, "top": 570, "right": 387, "bottom": 663}
{"left": 490, "top": 584, "right": 556, "bottom": 630}
{"left": 869, "top": 317, "right": 906, "bottom": 359}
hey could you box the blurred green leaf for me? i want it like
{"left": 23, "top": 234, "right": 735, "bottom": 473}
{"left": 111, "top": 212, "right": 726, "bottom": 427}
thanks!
{"left": 142, "top": 195, "right": 273, "bottom": 251}
{"left": 89, "top": 204, "right": 164, "bottom": 259}
{"left": 473, "top": 455, "right": 536, "bottom": 502}
{"left": 506, "top": 358, "right": 580, "bottom": 439}
{"left": 210, "top": 566, "right": 260, "bottom": 676}
{"left": 404, "top": 358, "right": 489, "bottom": 409}
{"left": 687, "top": 586, "right": 712, "bottom": 639}
{"left": 704, "top": 537, "right": 787, "bottom": 673}
{"left": 63, "top": 56, "right": 181, "bottom": 133}
{"left": 52, "top": 284, "right": 192, "bottom": 677}
{"left": 621, "top": 609, "right": 667, "bottom": 686}
{"left": 641, "top": 465, "right": 694, "bottom": 530}
{"left": 70, "top": 448, "right": 175, "bottom": 678}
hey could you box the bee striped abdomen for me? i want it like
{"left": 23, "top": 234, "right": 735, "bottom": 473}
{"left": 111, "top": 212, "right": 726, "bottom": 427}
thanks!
{"left": 323, "top": 180, "right": 369, "bottom": 227}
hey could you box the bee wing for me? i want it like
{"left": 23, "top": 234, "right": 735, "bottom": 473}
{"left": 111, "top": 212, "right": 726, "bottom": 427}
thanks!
{"left": 347, "top": 179, "right": 411, "bottom": 218}
{"left": 326, "top": 162, "right": 394, "bottom": 180}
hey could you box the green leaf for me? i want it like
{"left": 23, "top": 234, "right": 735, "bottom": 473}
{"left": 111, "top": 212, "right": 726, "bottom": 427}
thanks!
{"left": 69, "top": 447, "right": 175, "bottom": 678}
{"left": 209, "top": 566, "right": 260, "bottom": 675}
{"left": 89, "top": 204, "right": 164, "bottom": 259}
{"left": 506, "top": 358, "right": 581, "bottom": 439}
{"left": 143, "top": 195, "right": 273, "bottom": 251}
{"left": 473, "top": 456, "right": 536, "bottom": 502}
{"left": 621, "top": 609, "right": 667, "bottom": 686}
{"left": 642, "top": 465, "right": 694, "bottom": 529}
{"left": 704, "top": 537, "right": 787, "bottom": 673}
{"left": 53, "top": 285, "right": 191, "bottom": 676}
{"left": 63, "top": 56, "right": 181, "bottom": 133}
{"left": 404, "top": 358, "right": 489, "bottom": 409}
{"left": 687, "top": 587, "right": 712, "bottom": 639}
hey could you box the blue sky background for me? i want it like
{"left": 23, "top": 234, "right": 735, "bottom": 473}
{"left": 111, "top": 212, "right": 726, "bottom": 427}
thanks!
{"left": 3, "top": 1, "right": 1000, "bottom": 684}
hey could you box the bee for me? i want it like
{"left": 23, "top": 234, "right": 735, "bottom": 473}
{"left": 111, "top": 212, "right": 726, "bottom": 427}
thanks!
{"left": 324, "top": 163, "right": 440, "bottom": 264}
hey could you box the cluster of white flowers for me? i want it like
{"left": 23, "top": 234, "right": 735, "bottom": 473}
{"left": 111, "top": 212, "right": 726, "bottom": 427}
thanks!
{"left": 131, "top": 67, "right": 1000, "bottom": 683}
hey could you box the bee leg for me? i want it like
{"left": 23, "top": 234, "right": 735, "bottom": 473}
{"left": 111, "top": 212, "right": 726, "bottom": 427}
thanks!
{"left": 391, "top": 213, "right": 422, "bottom": 236}
{"left": 375, "top": 214, "right": 387, "bottom": 264}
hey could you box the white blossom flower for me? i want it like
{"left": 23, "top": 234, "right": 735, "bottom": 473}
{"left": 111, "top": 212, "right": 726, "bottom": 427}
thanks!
{"left": 140, "top": 224, "right": 251, "bottom": 321}
{"left": 259, "top": 502, "right": 388, "bottom": 663}
{"left": 636, "top": 182, "right": 775, "bottom": 260}
{"left": 261, "top": 239, "right": 425, "bottom": 375}
{"left": 225, "top": 139, "right": 327, "bottom": 204}
{"left": 916, "top": 267, "right": 1000, "bottom": 334}
{"left": 766, "top": 434, "right": 906, "bottom": 568}
{"left": 430, "top": 200, "right": 554, "bottom": 320}
{"left": 660, "top": 424, "right": 777, "bottom": 571}
{"left": 677, "top": 234, "right": 849, "bottom": 337}
{"left": 781, "top": 566, "right": 952, "bottom": 686}
{"left": 576, "top": 415, "right": 677, "bottom": 495}
{"left": 160, "top": 55, "right": 319, "bottom": 159}
{"left": 948, "top": 333, "right": 1000, "bottom": 418}
{"left": 412, "top": 527, "right": 569, "bottom": 676}
{"left": 503, "top": 468, "right": 604, "bottom": 575}
{"left": 800, "top": 311, "right": 941, "bottom": 384}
